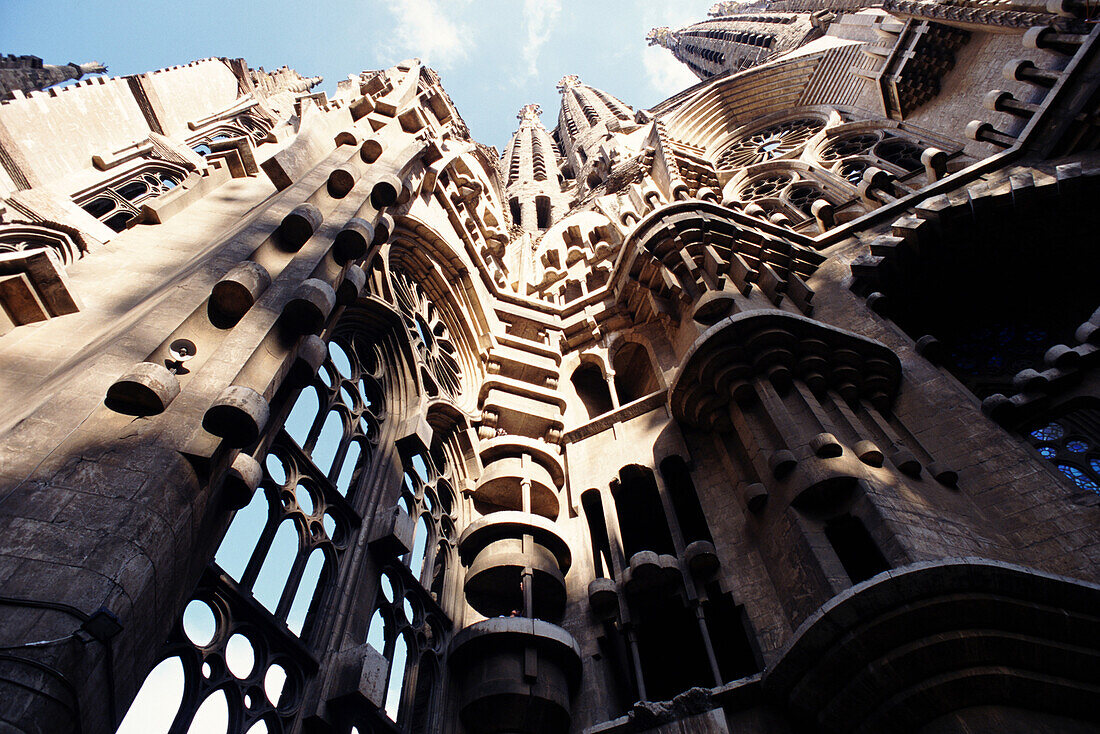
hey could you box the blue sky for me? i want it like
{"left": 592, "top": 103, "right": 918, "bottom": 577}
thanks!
{"left": 2, "top": 0, "right": 715, "bottom": 150}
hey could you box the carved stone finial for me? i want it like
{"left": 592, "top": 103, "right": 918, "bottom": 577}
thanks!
{"left": 556, "top": 74, "right": 581, "bottom": 92}
{"left": 77, "top": 61, "right": 107, "bottom": 76}
{"left": 517, "top": 103, "right": 542, "bottom": 122}
{"left": 646, "top": 27, "right": 674, "bottom": 48}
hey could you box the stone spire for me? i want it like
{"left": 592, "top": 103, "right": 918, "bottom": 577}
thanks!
{"left": 647, "top": 11, "right": 819, "bottom": 80}
{"left": 503, "top": 103, "right": 567, "bottom": 233}
{"left": 0, "top": 55, "right": 108, "bottom": 99}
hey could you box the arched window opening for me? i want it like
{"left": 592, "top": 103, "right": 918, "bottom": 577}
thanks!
{"left": 612, "top": 466, "right": 675, "bottom": 558}
{"left": 1025, "top": 400, "right": 1100, "bottom": 497}
{"left": 612, "top": 343, "right": 659, "bottom": 405}
{"left": 385, "top": 633, "right": 409, "bottom": 721}
{"left": 660, "top": 457, "right": 712, "bottom": 545}
{"left": 408, "top": 515, "right": 431, "bottom": 581}
{"left": 76, "top": 163, "right": 187, "bottom": 232}
{"left": 581, "top": 489, "right": 615, "bottom": 580}
{"left": 571, "top": 363, "right": 613, "bottom": 419}
{"left": 535, "top": 196, "right": 551, "bottom": 229}
{"left": 253, "top": 520, "right": 299, "bottom": 614}
{"left": 824, "top": 514, "right": 889, "bottom": 584}
{"left": 186, "top": 689, "right": 229, "bottom": 734}
{"left": 116, "top": 656, "right": 185, "bottom": 734}
{"left": 701, "top": 581, "right": 760, "bottom": 682}
{"left": 287, "top": 549, "right": 326, "bottom": 636}
{"left": 509, "top": 197, "right": 522, "bottom": 227}
{"left": 409, "top": 657, "right": 437, "bottom": 733}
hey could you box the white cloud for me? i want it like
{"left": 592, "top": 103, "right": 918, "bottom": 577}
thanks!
{"left": 518, "top": 0, "right": 562, "bottom": 81}
{"left": 643, "top": 46, "right": 700, "bottom": 98}
{"left": 380, "top": 0, "right": 472, "bottom": 70}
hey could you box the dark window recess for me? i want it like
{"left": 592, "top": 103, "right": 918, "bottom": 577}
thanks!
{"left": 612, "top": 342, "right": 659, "bottom": 405}
{"left": 582, "top": 489, "right": 615, "bottom": 579}
{"left": 509, "top": 197, "right": 522, "bottom": 227}
{"left": 824, "top": 514, "right": 890, "bottom": 584}
{"left": 612, "top": 465, "right": 675, "bottom": 558}
{"left": 634, "top": 600, "right": 713, "bottom": 701}
{"left": 660, "top": 456, "right": 712, "bottom": 545}
{"left": 536, "top": 196, "right": 551, "bottom": 229}
{"left": 104, "top": 212, "right": 135, "bottom": 232}
{"left": 702, "top": 583, "right": 760, "bottom": 682}
{"left": 571, "top": 364, "right": 613, "bottom": 419}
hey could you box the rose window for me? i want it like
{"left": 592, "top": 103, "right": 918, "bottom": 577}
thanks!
{"left": 838, "top": 160, "right": 870, "bottom": 185}
{"left": 740, "top": 174, "right": 793, "bottom": 201}
{"left": 392, "top": 270, "right": 463, "bottom": 399}
{"left": 821, "top": 132, "right": 881, "bottom": 161}
{"left": 874, "top": 136, "right": 925, "bottom": 172}
{"left": 717, "top": 118, "right": 825, "bottom": 168}
{"left": 786, "top": 183, "right": 824, "bottom": 215}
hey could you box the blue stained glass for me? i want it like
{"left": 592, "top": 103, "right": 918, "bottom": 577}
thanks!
{"left": 1038, "top": 446, "right": 1056, "bottom": 458}
{"left": 1056, "top": 464, "right": 1100, "bottom": 493}
{"left": 1066, "top": 440, "right": 1088, "bottom": 453}
{"left": 1091, "top": 458, "right": 1100, "bottom": 474}
{"left": 1030, "top": 423, "right": 1065, "bottom": 442}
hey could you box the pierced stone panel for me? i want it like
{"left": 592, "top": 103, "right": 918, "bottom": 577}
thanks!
{"left": 716, "top": 117, "right": 825, "bottom": 169}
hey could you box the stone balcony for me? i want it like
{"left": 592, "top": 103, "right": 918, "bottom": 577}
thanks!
{"left": 459, "top": 511, "right": 572, "bottom": 621}
{"left": 448, "top": 617, "right": 582, "bottom": 734}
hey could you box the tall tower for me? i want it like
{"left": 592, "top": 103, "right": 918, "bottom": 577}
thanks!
{"left": 503, "top": 103, "right": 568, "bottom": 232}
{"left": 647, "top": 10, "right": 821, "bottom": 79}
{"left": 555, "top": 75, "right": 636, "bottom": 191}
{"left": 0, "top": 2, "right": 1099, "bottom": 733}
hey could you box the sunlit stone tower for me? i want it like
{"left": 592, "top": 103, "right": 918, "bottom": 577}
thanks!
{"left": 2, "top": 2, "right": 1100, "bottom": 733}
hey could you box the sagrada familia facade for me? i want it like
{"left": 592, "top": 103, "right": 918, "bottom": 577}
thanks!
{"left": 1, "top": 0, "right": 1098, "bottom": 732}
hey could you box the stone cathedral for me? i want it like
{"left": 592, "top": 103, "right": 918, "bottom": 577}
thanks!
{"left": 1, "top": 0, "right": 1099, "bottom": 732}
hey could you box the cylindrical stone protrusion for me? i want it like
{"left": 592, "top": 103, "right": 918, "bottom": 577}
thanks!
{"left": 370, "top": 173, "right": 404, "bottom": 209}
{"left": 743, "top": 484, "right": 770, "bottom": 515}
{"left": 696, "top": 187, "right": 719, "bottom": 203}
{"left": 283, "top": 278, "right": 337, "bottom": 334}
{"left": 223, "top": 453, "right": 263, "bottom": 509}
{"left": 1076, "top": 321, "right": 1100, "bottom": 345}
{"left": 966, "top": 120, "right": 1015, "bottom": 148}
{"left": 290, "top": 334, "right": 327, "bottom": 387}
{"left": 374, "top": 213, "right": 395, "bottom": 246}
{"left": 921, "top": 147, "right": 948, "bottom": 182}
{"left": 1044, "top": 343, "right": 1080, "bottom": 369}
{"left": 1024, "top": 25, "right": 1084, "bottom": 54}
{"left": 670, "top": 180, "right": 690, "bottom": 201}
{"left": 279, "top": 203, "right": 323, "bottom": 251}
{"left": 105, "top": 362, "right": 181, "bottom": 416}
{"left": 203, "top": 385, "right": 271, "bottom": 448}
{"left": 1003, "top": 58, "right": 1059, "bottom": 88}
{"left": 333, "top": 217, "right": 375, "bottom": 264}
{"left": 811, "top": 199, "right": 835, "bottom": 229}
{"left": 854, "top": 440, "right": 884, "bottom": 467}
{"left": 328, "top": 166, "right": 360, "bottom": 198}
{"left": 928, "top": 461, "right": 959, "bottom": 487}
{"left": 361, "top": 139, "right": 384, "bottom": 163}
{"left": 210, "top": 261, "right": 271, "bottom": 325}
{"left": 811, "top": 432, "right": 843, "bottom": 458}
{"left": 866, "top": 292, "right": 889, "bottom": 315}
{"left": 768, "top": 212, "right": 792, "bottom": 226}
{"left": 983, "top": 89, "right": 1039, "bottom": 118}
{"left": 769, "top": 449, "right": 797, "bottom": 478}
{"left": 915, "top": 335, "right": 945, "bottom": 364}
{"left": 890, "top": 447, "right": 922, "bottom": 477}
{"left": 742, "top": 482, "right": 768, "bottom": 513}
{"left": 337, "top": 265, "right": 367, "bottom": 306}
{"left": 744, "top": 203, "right": 766, "bottom": 218}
